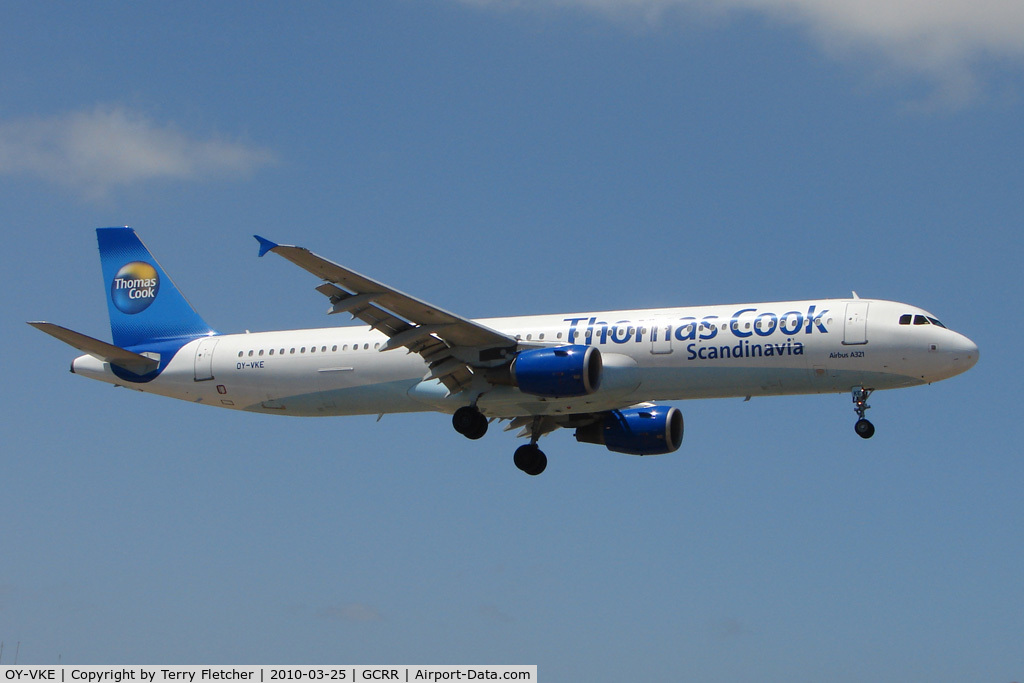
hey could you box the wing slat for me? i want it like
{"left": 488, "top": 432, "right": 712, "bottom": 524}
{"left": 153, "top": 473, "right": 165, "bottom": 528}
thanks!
{"left": 258, "top": 237, "right": 514, "bottom": 349}
{"left": 257, "top": 236, "right": 518, "bottom": 396}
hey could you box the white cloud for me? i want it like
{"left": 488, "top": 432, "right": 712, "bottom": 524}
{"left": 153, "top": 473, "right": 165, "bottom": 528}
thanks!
{"left": 0, "top": 106, "right": 275, "bottom": 198}
{"left": 460, "top": 0, "right": 1024, "bottom": 103}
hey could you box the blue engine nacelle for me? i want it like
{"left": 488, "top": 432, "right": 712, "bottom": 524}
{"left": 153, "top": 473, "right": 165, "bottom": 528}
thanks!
{"left": 574, "top": 406, "right": 684, "bottom": 455}
{"left": 511, "top": 345, "right": 602, "bottom": 398}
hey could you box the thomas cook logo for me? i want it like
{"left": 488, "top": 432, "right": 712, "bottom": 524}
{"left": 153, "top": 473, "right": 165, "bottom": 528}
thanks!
{"left": 111, "top": 261, "right": 159, "bottom": 314}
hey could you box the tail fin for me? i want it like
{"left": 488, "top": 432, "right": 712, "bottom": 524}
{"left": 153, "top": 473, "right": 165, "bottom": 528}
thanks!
{"left": 97, "top": 227, "right": 216, "bottom": 347}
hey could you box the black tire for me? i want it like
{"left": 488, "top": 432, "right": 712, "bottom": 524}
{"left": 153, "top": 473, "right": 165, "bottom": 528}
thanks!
{"left": 514, "top": 444, "right": 547, "bottom": 475}
{"left": 855, "top": 418, "right": 875, "bottom": 439}
{"left": 527, "top": 451, "right": 547, "bottom": 476}
{"left": 453, "top": 406, "right": 487, "bottom": 439}
{"left": 467, "top": 418, "right": 488, "bottom": 440}
{"left": 513, "top": 444, "right": 534, "bottom": 471}
{"left": 452, "top": 406, "right": 476, "bottom": 434}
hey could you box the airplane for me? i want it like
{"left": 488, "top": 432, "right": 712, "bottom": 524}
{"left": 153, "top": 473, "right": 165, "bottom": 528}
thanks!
{"left": 30, "top": 227, "right": 979, "bottom": 475}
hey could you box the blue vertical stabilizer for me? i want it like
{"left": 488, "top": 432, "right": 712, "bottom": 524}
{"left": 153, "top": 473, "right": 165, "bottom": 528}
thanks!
{"left": 97, "top": 227, "right": 216, "bottom": 348}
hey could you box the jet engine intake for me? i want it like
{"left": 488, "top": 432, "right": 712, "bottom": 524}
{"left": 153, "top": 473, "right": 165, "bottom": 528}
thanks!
{"left": 510, "top": 345, "right": 602, "bottom": 398}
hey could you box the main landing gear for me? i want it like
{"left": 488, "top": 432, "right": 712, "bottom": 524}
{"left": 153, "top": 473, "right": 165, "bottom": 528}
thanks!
{"left": 852, "top": 386, "right": 875, "bottom": 439}
{"left": 513, "top": 443, "right": 547, "bottom": 476}
{"left": 453, "top": 406, "right": 548, "bottom": 475}
{"left": 513, "top": 416, "right": 548, "bottom": 476}
{"left": 452, "top": 405, "right": 488, "bottom": 440}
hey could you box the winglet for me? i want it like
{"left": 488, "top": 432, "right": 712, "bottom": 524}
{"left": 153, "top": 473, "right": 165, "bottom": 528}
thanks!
{"left": 254, "top": 235, "right": 278, "bottom": 258}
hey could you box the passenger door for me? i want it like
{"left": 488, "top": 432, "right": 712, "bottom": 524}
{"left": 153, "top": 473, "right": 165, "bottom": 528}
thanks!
{"left": 842, "top": 302, "right": 869, "bottom": 346}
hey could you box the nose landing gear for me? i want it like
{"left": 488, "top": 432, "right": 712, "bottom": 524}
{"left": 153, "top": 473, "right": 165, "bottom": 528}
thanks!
{"left": 852, "top": 386, "right": 875, "bottom": 439}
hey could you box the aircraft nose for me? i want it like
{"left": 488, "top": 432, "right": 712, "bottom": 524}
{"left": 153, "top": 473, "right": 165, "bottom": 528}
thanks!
{"left": 950, "top": 333, "right": 979, "bottom": 370}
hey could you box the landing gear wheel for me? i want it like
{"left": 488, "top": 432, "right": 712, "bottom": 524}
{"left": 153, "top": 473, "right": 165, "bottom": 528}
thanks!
{"left": 855, "top": 418, "right": 875, "bottom": 439}
{"left": 452, "top": 406, "right": 488, "bottom": 440}
{"left": 851, "top": 386, "right": 875, "bottom": 440}
{"left": 514, "top": 444, "right": 547, "bottom": 476}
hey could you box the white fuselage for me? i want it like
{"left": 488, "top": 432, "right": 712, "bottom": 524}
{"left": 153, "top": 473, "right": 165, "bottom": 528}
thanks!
{"left": 70, "top": 298, "right": 978, "bottom": 419}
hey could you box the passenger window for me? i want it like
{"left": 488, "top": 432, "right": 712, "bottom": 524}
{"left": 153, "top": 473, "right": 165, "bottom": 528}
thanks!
{"left": 310, "top": 346, "right": 316, "bottom": 353}
{"left": 238, "top": 351, "right": 243, "bottom": 358}
{"left": 248, "top": 350, "right": 253, "bottom": 357}
{"left": 899, "top": 314, "right": 912, "bottom": 325}
{"left": 290, "top": 348, "right": 295, "bottom": 354}
{"left": 258, "top": 350, "right": 264, "bottom": 356}
{"left": 332, "top": 345, "right": 338, "bottom": 352}
{"left": 301, "top": 347, "right": 306, "bottom": 353}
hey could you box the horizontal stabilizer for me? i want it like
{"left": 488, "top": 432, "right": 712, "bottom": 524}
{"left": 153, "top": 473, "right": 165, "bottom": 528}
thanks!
{"left": 28, "top": 322, "right": 160, "bottom": 375}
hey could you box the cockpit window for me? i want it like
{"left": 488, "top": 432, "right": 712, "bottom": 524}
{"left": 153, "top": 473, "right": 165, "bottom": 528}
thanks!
{"left": 901, "top": 313, "right": 947, "bottom": 328}
{"left": 901, "top": 313, "right": 946, "bottom": 327}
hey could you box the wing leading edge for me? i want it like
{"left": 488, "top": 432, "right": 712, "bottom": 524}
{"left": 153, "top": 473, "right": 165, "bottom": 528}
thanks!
{"left": 255, "top": 236, "right": 517, "bottom": 395}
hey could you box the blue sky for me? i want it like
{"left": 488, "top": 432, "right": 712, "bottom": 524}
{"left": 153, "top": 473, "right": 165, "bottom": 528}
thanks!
{"left": 2, "top": 1, "right": 1022, "bottom": 680}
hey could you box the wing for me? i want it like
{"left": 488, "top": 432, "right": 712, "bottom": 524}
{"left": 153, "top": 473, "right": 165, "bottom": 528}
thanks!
{"left": 255, "top": 236, "right": 518, "bottom": 395}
